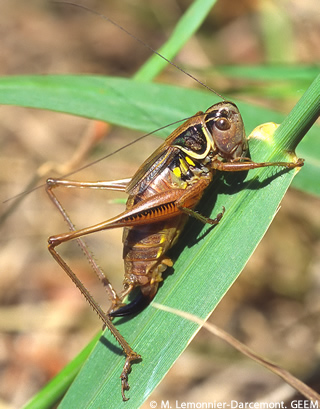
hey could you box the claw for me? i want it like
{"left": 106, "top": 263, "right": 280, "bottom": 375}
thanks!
{"left": 120, "top": 352, "right": 141, "bottom": 401}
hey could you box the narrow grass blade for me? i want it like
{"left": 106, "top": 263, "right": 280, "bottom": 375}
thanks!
{"left": 56, "top": 129, "right": 304, "bottom": 408}
{"left": 0, "top": 74, "right": 318, "bottom": 196}
{"left": 134, "top": 0, "right": 218, "bottom": 82}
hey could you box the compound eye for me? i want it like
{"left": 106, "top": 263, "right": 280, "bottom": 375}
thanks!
{"left": 215, "top": 117, "right": 231, "bottom": 131}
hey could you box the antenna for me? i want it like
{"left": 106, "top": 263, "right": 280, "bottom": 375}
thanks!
{"left": 52, "top": 1, "right": 225, "bottom": 100}
{"left": 4, "top": 2, "right": 223, "bottom": 204}
{"left": 3, "top": 116, "right": 194, "bottom": 203}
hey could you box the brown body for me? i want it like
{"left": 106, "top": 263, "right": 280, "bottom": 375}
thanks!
{"left": 123, "top": 176, "right": 189, "bottom": 301}
{"left": 119, "top": 102, "right": 245, "bottom": 305}
{"left": 46, "top": 101, "right": 303, "bottom": 399}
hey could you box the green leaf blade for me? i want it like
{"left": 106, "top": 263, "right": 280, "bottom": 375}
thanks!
{"left": 134, "top": 0, "right": 219, "bottom": 82}
{"left": 0, "top": 74, "right": 318, "bottom": 196}
{"left": 58, "top": 142, "right": 301, "bottom": 409}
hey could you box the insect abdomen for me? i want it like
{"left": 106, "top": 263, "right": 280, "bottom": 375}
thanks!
{"left": 123, "top": 215, "right": 187, "bottom": 295}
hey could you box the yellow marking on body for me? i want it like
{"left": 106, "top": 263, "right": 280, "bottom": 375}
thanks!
{"left": 179, "top": 158, "right": 189, "bottom": 174}
{"left": 156, "top": 248, "right": 163, "bottom": 259}
{"left": 173, "top": 166, "right": 182, "bottom": 178}
{"left": 185, "top": 156, "right": 195, "bottom": 166}
{"left": 159, "top": 235, "right": 166, "bottom": 244}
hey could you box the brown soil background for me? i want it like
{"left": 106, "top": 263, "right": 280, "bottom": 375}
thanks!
{"left": 0, "top": 0, "right": 319, "bottom": 408}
